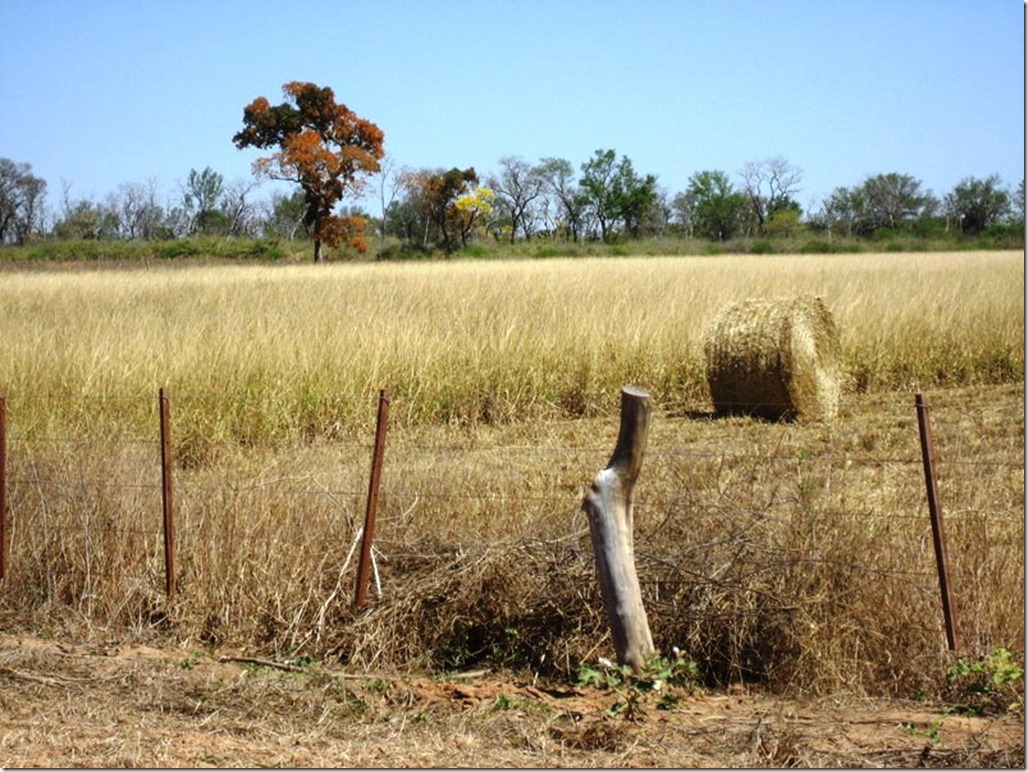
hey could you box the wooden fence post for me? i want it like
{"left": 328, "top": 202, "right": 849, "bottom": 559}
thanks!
{"left": 355, "top": 389, "right": 390, "bottom": 610}
{"left": 915, "top": 393, "right": 958, "bottom": 651}
{"left": 582, "top": 386, "right": 656, "bottom": 672}
{"left": 159, "top": 388, "right": 176, "bottom": 598}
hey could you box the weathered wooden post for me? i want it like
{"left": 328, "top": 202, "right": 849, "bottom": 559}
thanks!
{"left": 582, "top": 385, "right": 656, "bottom": 672}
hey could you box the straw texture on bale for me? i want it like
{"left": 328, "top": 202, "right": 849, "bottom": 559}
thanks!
{"left": 703, "top": 294, "right": 842, "bottom": 421}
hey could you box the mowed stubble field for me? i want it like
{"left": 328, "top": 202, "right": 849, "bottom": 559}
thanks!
{"left": 0, "top": 250, "right": 1023, "bottom": 766}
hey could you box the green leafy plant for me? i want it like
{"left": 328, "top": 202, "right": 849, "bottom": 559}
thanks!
{"left": 577, "top": 648, "right": 700, "bottom": 720}
{"left": 945, "top": 647, "right": 1024, "bottom": 715}
{"left": 904, "top": 715, "right": 947, "bottom": 748}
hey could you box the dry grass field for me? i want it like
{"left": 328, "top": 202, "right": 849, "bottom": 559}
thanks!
{"left": 0, "top": 250, "right": 1023, "bottom": 766}
{"left": 0, "top": 250, "right": 1021, "bottom": 435}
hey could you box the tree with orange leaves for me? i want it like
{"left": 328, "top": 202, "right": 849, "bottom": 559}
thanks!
{"left": 233, "top": 82, "right": 385, "bottom": 262}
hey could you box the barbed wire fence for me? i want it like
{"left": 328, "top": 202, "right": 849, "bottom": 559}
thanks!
{"left": 0, "top": 388, "right": 1022, "bottom": 669}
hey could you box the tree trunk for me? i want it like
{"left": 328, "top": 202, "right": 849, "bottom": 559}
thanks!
{"left": 582, "top": 386, "right": 656, "bottom": 673}
{"left": 313, "top": 238, "right": 323, "bottom": 263}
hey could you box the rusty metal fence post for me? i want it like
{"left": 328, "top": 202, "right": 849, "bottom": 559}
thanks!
{"left": 0, "top": 393, "right": 7, "bottom": 582}
{"left": 915, "top": 393, "right": 959, "bottom": 651}
{"left": 355, "top": 389, "right": 390, "bottom": 610}
{"left": 159, "top": 388, "right": 176, "bottom": 598}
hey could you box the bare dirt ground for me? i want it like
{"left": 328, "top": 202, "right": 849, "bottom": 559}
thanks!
{"left": 0, "top": 632, "right": 1022, "bottom": 768}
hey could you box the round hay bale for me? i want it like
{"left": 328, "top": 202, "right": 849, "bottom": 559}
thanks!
{"left": 703, "top": 294, "right": 841, "bottom": 421}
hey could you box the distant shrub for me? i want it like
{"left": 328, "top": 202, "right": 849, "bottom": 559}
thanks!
{"left": 912, "top": 217, "right": 948, "bottom": 239}
{"left": 800, "top": 240, "right": 832, "bottom": 254}
{"left": 200, "top": 238, "right": 286, "bottom": 260}
{"left": 6, "top": 239, "right": 163, "bottom": 261}
{"left": 533, "top": 243, "right": 582, "bottom": 258}
{"left": 1, "top": 228, "right": 1021, "bottom": 265}
{"left": 800, "top": 239, "right": 862, "bottom": 255}
{"left": 376, "top": 242, "right": 434, "bottom": 261}
{"left": 158, "top": 240, "right": 201, "bottom": 259}
{"left": 245, "top": 239, "right": 285, "bottom": 260}
{"left": 977, "top": 224, "right": 1025, "bottom": 250}
{"left": 457, "top": 244, "right": 489, "bottom": 258}
{"left": 638, "top": 237, "right": 691, "bottom": 256}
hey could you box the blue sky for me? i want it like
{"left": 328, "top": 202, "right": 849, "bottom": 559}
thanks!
{"left": 1, "top": 0, "right": 1023, "bottom": 217}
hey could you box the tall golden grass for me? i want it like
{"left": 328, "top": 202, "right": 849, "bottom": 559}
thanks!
{"left": 0, "top": 251, "right": 1022, "bottom": 437}
{"left": 0, "top": 251, "right": 1023, "bottom": 699}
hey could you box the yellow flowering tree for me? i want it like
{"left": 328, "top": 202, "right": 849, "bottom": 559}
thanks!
{"left": 453, "top": 187, "right": 495, "bottom": 247}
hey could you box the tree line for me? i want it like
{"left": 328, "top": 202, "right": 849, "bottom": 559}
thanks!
{"left": 2, "top": 81, "right": 1023, "bottom": 259}
{"left": 376, "top": 155, "right": 1023, "bottom": 253}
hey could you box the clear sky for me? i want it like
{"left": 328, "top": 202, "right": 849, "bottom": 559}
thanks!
{"left": 1, "top": 0, "right": 1023, "bottom": 217}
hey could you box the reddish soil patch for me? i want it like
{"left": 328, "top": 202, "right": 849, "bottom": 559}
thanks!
{"left": 0, "top": 633, "right": 1022, "bottom": 767}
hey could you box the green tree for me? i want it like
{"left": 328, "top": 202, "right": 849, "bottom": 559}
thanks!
{"left": 579, "top": 149, "right": 659, "bottom": 241}
{"left": 579, "top": 149, "right": 622, "bottom": 242}
{"left": 684, "top": 170, "right": 746, "bottom": 240}
{"left": 765, "top": 204, "right": 801, "bottom": 238}
{"left": 384, "top": 168, "right": 431, "bottom": 244}
{"left": 183, "top": 166, "right": 226, "bottom": 235}
{"left": 0, "top": 158, "right": 47, "bottom": 245}
{"left": 264, "top": 189, "right": 308, "bottom": 239}
{"left": 1010, "top": 179, "right": 1026, "bottom": 234}
{"left": 670, "top": 189, "right": 696, "bottom": 237}
{"left": 816, "top": 185, "right": 866, "bottom": 238}
{"left": 54, "top": 198, "right": 113, "bottom": 240}
{"left": 944, "top": 174, "right": 1011, "bottom": 235}
{"left": 815, "top": 174, "right": 936, "bottom": 237}
{"left": 615, "top": 159, "right": 659, "bottom": 239}
{"left": 857, "top": 172, "right": 937, "bottom": 233}
{"left": 233, "top": 81, "right": 385, "bottom": 262}
{"left": 537, "top": 157, "right": 588, "bottom": 241}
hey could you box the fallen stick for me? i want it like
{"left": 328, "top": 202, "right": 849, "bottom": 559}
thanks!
{"left": 0, "top": 665, "right": 90, "bottom": 686}
{"left": 215, "top": 656, "right": 386, "bottom": 680}
{"left": 216, "top": 656, "right": 307, "bottom": 672}
{"left": 449, "top": 668, "right": 492, "bottom": 680}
